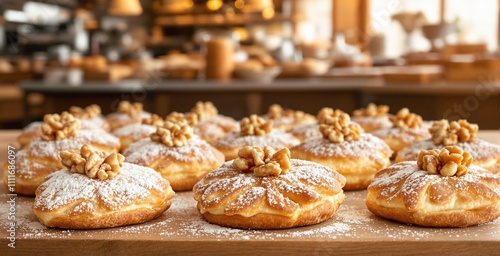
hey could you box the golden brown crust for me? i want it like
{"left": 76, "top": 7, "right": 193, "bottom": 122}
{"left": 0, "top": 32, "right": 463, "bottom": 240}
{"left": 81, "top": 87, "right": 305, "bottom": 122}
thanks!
{"left": 366, "top": 161, "right": 500, "bottom": 227}
{"left": 372, "top": 126, "right": 430, "bottom": 156}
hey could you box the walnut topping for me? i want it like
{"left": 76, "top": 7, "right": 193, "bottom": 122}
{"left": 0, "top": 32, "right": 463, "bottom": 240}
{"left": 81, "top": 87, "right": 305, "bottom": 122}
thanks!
{"left": 317, "top": 108, "right": 346, "bottom": 124}
{"left": 69, "top": 104, "right": 101, "bottom": 119}
{"left": 117, "top": 101, "right": 143, "bottom": 116}
{"left": 240, "top": 114, "right": 273, "bottom": 136}
{"left": 60, "top": 144, "right": 124, "bottom": 180}
{"left": 190, "top": 101, "right": 218, "bottom": 121}
{"left": 41, "top": 112, "right": 81, "bottom": 141}
{"left": 166, "top": 112, "right": 198, "bottom": 126}
{"left": 389, "top": 108, "right": 423, "bottom": 129}
{"left": 319, "top": 113, "right": 361, "bottom": 143}
{"left": 353, "top": 103, "right": 389, "bottom": 117}
{"left": 142, "top": 114, "right": 165, "bottom": 126}
{"left": 233, "top": 146, "right": 291, "bottom": 177}
{"left": 267, "top": 104, "right": 284, "bottom": 119}
{"left": 429, "top": 119, "right": 478, "bottom": 146}
{"left": 417, "top": 146, "right": 472, "bottom": 177}
{"left": 150, "top": 121, "right": 193, "bottom": 147}
{"left": 267, "top": 104, "right": 314, "bottom": 122}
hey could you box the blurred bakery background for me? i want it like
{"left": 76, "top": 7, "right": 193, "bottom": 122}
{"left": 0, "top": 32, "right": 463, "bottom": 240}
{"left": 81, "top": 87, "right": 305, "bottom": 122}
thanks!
{"left": 1, "top": 0, "right": 500, "bottom": 129}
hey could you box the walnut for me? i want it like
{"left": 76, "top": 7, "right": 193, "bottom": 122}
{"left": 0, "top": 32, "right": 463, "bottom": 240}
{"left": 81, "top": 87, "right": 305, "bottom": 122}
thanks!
{"left": 142, "top": 114, "right": 165, "bottom": 126}
{"left": 353, "top": 103, "right": 389, "bottom": 117}
{"left": 60, "top": 144, "right": 124, "bottom": 180}
{"left": 319, "top": 113, "right": 361, "bottom": 143}
{"left": 317, "top": 108, "right": 346, "bottom": 124}
{"left": 190, "top": 101, "right": 218, "bottom": 121}
{"left": 240, "top": 114, "right": 273, "bottom": 136}
{"left": 233, "top": 146, "right": 291, "bottom": 176}
{"left": 389, "top": 108, "right": 422, "bottom": 129}
{"left": 69, "top": 104, "right": 101, "bottom": 119}
{"left": 267, "top": 104, "right": 284, "bottom": 119}
{"left": 166, "top": 112, "right": 198, "bottom": 126}
{"left": 417, "top": 146, "right": 472, "bottom": 177}
{"left": 150, "top": 121, "right": 193, "bottom": 147}
{"left": 41, "top": 112, "right": 81, "bottom": 141}
{"left": 429, "top": 119, "right": 478, "bottom": 146}
{"left": 117, "top": 101, "right": 143, "bottom": 116}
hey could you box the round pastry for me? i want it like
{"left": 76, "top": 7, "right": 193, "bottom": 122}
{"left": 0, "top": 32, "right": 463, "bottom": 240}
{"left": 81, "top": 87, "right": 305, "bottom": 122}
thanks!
{"left": 396, "top": 119, "right": 500, "bottom": 174}
{"left": 366, "top": 146, "right": 500, "bottom": 227}
{"left": 193, "top": 145, "right": 346, "bottom": 229}
{"left": 112, "top": 114, "right": 164, "bottom": 151}
{"left": 351, "top": 103, "right": 392, "bottom": 132}
{"left": 291, "top": 112, "right": 392, "bottom": 190}
{"left": 212, "top": 114, "right": 301, "bottom": 160}
{"left": 3, "top": 112, "right": 120, "bottom": 196}
{"left": 371, "top": 108, "right": 430, "bottom": 157}
{"left": 167, "top": 101, "right": 239, "bottom": 144}
{"left": 105, "top": 101, "right": 151, "bottom": 131}
{"left": 123, "top": 121, "right": 225, "bottom": 191}
{"left": 32, "top": 145, "right": 175, "bottom": 229}
{"left": 17, "top": 104, "right": 110, "bottom": 148}
{"left": 262, "top": 104, "right": 316, "bottom": 132}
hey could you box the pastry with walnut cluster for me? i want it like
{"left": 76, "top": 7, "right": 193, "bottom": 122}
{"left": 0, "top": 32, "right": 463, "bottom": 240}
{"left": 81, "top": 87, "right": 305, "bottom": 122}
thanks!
{"left": 291, "top": 112, "right": 392, "bottom": 190}
{"left": 105, "top": 101, "right": 151, "bottom": 131}
{"left": 395, "top": 119, "right": 500, "bottom": 174}
{"left": 193, "top": 145, "right": 346, "bottom": 229}
{"left": 367, "top": 146, "right": 500, "bottom": 227}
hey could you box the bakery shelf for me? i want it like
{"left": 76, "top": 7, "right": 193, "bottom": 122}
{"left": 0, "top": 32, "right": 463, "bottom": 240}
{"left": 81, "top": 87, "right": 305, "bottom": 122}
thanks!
{"left": 0, "top": 130, "right": 499, "bottom": 255}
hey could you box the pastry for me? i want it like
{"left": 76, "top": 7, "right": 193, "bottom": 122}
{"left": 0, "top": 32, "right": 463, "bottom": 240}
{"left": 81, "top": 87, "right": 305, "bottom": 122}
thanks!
{"left": 351, "top": 103, "right": 392, "bottom": 132}
{"left": 395, "top": 119, "right": 500, "bottom": 174}
{"left": 166, "top": 101, "right": 239, "bottom": 144}
{"left": 123, "top": 120, "right": 225, "bottom": 191}
{"left": 17, "top": 104, "right": 110, "bottom": 148}
{"left": 105, "top": 101, "right": 151, "bottom": 131}
{"left": 366, "top": 146, "right": 500, "bottom": 227}
{"left": 291, "top": 112, "right": 392, "bottom": 190}
{"left": 371, "top": 108, "right": 431, "bottom": 157}
{"left": 112, "top": 114, "right": 164, "bottom": 151}
{"left": 262, "top": 104, "right": 316, "bottom": 132}
{"left": 212, "top": 114, "right": 301, "bottom": 160}
{"left": 193, "top": 145, "right": 346, "bottom": 229}
{"left": 3, "top": 112, "right": 120, "bottom": 196}
{"left": 32, "top": 145, "right": 175, "bottom": 229}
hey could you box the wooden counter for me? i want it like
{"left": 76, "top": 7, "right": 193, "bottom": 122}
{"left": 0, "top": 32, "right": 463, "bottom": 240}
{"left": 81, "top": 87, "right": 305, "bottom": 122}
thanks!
{"left": 1, "top": 130, "right": 500, "bottom": 255}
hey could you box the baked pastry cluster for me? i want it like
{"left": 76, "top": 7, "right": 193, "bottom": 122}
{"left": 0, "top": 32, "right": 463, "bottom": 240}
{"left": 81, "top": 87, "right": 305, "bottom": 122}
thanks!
{"left": 112, "top": 114, "right": 165, "bottom": 151}
{"left": 351, "top": 103, "right": 392, "bottom": 132}
{"left": 123, "top": 119, "right": 225, "bottom": 191}
{"left": 291, "top": 112, "right": 392, "bottom": 190}
{"left": 289, "top": 108, "right": 355, "bottom": 142}
{"left": 212, "top": 114, "right": 301, "bottom": 160}
{"left": 263, "top": 104, "right": 316, "bottom": 132}
{"left": 32, "top": 144, "right": 175, "bottom": 229}
{"left": 372, "top": 108, "right": 431, "bottom": 156}
{"left": 193, "top": 145, "right": 346, "bottom": 229}
{"left": 367, "top": 146, "right": 500, "bottom": 227}
{"left": 4, "top": 112, "right": 120, "bottom": 196}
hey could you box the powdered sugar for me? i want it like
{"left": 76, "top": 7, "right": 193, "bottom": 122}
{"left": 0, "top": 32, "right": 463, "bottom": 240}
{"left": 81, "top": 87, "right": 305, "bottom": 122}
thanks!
{"left": 112, "top": 123, "right": 157, "bottom": 141}
{"left": 372, "top": 126, "right": 431, "bottom": 144}
{"left": 212, "top": 130, "right": 301, "bottom": 150}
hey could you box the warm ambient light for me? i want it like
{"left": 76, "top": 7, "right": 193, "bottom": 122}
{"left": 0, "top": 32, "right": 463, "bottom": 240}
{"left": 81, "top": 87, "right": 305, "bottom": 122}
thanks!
{"left": 234, "top": 0, "right": 244, "bottom": 9}
{"left": 108, "top": 0, "right": 143, "bottom": 16}
{"left": 262, "top": 7, "right": 274, "bottom": 19}
{"left": 206, "top": 0, "right": 223, "bottom": 11}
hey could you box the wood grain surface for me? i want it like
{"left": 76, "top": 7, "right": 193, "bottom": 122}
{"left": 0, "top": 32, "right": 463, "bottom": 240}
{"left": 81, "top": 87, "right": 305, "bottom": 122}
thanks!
{"left": 0, "top": 130, "right": 499, "bottom": 256}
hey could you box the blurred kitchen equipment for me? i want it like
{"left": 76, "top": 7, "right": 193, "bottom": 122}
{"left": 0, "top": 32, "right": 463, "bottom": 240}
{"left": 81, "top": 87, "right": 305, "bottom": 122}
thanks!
{"left": 392, "top": 12, "right": 427, "bottom": 53}
{"left": 422, "top": 22, "right": 456, "bottom": 52}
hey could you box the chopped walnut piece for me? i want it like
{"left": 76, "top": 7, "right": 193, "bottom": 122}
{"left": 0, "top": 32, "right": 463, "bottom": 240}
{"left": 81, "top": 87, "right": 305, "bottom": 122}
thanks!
{"left": 233, "top": 146, "right": 291, "bottom": 176}
{"left": 353, "top": 103, "right": 389, "bottom": 117}
{"left": 41, "top": 112, "right": 81, "bottom": 141}
{"left": 60, "top": 144, "right": 124, "bottom": 180}
{"left": 267, "top": 104, "right": 284, "bottom": 119}
{"left": 429, "top": 119, "right": 478, "bottom": 146}
{"left": 142, "top": 114, "right": 165, "bottom": 126}
{"left": 417, "top": 146, "right": 472, "bottom": 177}
{"left": 267, "top": 104, "right": 315, "bottom": 122}
{"left": 150, "top": 121, "right": 193, "bottom": 147}
{"left": 240, "top": 114, "right": 273, "bottom": 136}
{"left": 69, "top": 104, "right": 101, "bottom": 119}
{"left": 166, "top": 112, "right": 198, "bottom": 126}
{"left": 317, "top": 108, "right": 346, "bottom": 124}
{"left": 319, "top": 113, "right": 361, "bottom": 143}
{"left": 389, "top": 108, "right": 422, "bottom": 129}
{"left": 190, "top": 101, "right": 218, "bottom": 121}
{"left": 117, "top": 101, "right": 143, "bottom": 116}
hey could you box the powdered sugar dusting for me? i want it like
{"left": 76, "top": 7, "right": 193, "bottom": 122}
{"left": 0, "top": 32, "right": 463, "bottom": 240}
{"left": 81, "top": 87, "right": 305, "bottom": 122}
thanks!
{"left": 112, "top": 123, "right": 157, "bottom": 141}
{"left": 372, "top": 126, "right": 431, "bottom": 144}
{"left": 212, "top": 130, "right": 300, "bottom": 150}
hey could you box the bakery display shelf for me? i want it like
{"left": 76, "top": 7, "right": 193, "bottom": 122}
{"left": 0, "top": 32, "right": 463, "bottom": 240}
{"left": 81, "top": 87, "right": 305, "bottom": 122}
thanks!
{"left": 1, "top": 130, "right": 499, "bottom": 256}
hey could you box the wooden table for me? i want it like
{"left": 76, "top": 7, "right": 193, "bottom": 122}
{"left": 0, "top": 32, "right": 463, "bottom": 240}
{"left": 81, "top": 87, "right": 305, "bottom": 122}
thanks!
{"left": 1, "top": 130, "right": 500, "bottom": 255}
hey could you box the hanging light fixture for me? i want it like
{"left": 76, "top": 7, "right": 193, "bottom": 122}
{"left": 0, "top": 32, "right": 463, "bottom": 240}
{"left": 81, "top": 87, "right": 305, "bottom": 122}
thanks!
{"left": 108, "top": 0, "right": 143, "bottom": 16}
